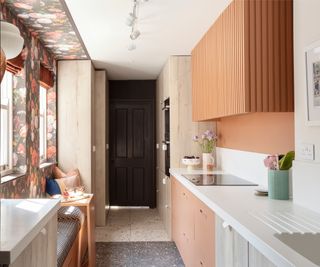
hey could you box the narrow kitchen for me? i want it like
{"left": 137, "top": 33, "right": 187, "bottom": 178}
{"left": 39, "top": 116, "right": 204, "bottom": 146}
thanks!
{"left": 1, "top": 0, "right": 320, "bottom": 267}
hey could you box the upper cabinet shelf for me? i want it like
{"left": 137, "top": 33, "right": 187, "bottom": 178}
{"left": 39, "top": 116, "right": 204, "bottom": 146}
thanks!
{"left": 192, "top": 0, "right": 294, "bottom": 121}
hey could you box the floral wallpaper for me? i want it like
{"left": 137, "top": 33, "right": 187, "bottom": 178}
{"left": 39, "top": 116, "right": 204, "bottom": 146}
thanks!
{"left": 0, "top": 164, "right": 55, "bottom": 198}
{"left": 2, "top": 0, "right": 88, "bottom": 60}
{"left": 0, "top": 3, "right": 57, "bottom": 198}
{"left": 47, "top": 86, "right": 56, "bottom": 161}
{"left": 12, "top": 71, "right": 27, "bottom": 173}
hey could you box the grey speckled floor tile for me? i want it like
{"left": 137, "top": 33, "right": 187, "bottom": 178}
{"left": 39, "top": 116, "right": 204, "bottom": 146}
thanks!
{"left": 96, "top": 242, "right": 185, "bottom": 267}
{"left": 95, "top": 208, "right": 170, "bottom": 242}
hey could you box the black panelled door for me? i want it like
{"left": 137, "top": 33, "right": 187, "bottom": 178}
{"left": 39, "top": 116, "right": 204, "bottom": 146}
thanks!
{"left": 109, "top": 100, "right": 155, "bottom": 207}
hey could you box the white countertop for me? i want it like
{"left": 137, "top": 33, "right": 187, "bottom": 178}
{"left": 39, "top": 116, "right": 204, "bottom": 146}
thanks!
{"left": 170, "top": 168, "right": 320, "bottom": 267}
{"left": 0, "top": 199, "right": 60, "bottom": 264}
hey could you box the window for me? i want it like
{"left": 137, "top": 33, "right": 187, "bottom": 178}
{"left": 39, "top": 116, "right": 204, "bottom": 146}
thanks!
{"left": 39, "top": 86, "right": 47, "bottom": 162}
{"left": 0, "top": 71, "right": 13, "bottom": 175}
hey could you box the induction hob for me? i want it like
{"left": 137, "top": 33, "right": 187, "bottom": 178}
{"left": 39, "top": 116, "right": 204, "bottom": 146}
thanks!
{"left": 182, "top": 174, "right": 258, "bottom": 186}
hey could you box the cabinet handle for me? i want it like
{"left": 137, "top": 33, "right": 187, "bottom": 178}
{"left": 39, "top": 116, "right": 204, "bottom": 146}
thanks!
{"left": 222, "top": 221, "right": 232, "bottom": 231}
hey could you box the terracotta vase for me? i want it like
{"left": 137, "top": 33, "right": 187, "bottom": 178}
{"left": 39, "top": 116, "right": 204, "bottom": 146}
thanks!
{"left": 0, "top": 48, "right": 6, "bottom": 83}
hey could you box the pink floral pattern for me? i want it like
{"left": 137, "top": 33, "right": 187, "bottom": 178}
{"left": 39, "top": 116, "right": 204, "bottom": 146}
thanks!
{"left": 0, "top": 4, "right": 57, "bottom": 198}
{"left": 12, "top": 71, "right": 27, "bottom": 173}
{"left": 2, "top": 0, "right": 88, "bottom": 60}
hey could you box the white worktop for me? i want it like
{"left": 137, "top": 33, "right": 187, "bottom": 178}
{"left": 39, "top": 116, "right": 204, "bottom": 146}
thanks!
{"left": 0, "top": 199, "right": 60, "bottom": 264}
{"left": 170, "top": 168, "right": 320, "bottom": 267}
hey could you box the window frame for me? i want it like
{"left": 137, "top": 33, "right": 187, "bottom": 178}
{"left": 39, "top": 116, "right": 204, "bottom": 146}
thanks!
{"left": 0, "top": 71, "right": 13, "bottom": 176}
{"left": 39, "top": 85, "right": 47, "bottom": 163}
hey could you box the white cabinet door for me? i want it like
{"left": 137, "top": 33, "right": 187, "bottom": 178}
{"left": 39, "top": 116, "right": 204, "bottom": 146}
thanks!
{"left": 11, "top": 214, "right": 57, "bottom": 267}
{"left": 216, "top": 215, "right": 248, "bottom": 267}
{"left": 249, "top": 244, "right": 277, "bottom": 267}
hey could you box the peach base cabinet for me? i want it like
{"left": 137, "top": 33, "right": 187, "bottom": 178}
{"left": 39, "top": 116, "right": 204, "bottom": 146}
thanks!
{"left": 172, "top": 176, "right": 215, "bottom": 267}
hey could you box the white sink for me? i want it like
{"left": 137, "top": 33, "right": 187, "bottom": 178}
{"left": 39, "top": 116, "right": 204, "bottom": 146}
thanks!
{"left": 274, "top": 233, "right": 320, "bottom": 266}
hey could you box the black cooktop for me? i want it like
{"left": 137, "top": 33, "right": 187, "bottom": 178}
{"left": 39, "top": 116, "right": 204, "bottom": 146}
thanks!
{"left": 182, "top": 174, "right": 257, "bottom": 186}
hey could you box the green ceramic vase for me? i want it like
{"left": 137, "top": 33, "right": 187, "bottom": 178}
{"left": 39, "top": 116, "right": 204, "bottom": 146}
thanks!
{"left": 268, "top": 170, "right": 289, "bottom": 200}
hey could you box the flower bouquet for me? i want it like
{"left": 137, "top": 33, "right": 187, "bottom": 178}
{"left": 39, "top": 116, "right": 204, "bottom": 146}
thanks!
{"left": 193, "top": 130, "right": 218, "bottom": 170}
{"left": 263, "top": 151, "right": 295, "bottom": 200}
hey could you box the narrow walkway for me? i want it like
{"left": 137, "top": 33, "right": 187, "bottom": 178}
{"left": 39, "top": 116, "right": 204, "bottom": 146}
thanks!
{"left": 95, "top": 207, "right": 170, "bottom": 242}
{"left": 95, "top": 208, "right": 184, "bottom": 267}
{"left": 96, "top": 242, "right": 184, "bottom": 267}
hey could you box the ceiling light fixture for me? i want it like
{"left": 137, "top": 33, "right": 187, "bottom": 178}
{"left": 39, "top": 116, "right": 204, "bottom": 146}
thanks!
{"left": 128, "top": 42, "right": 136, "bottom": 51}
{"left": 125, "top": 12, "right": 136, "bottom": 27}
{"left": 130, "top": 30, "right": 140, "bottom": 40}
{"left": 0, "top": 20, "right": 24, "bottom": 82}
{"left": 126, "top": 0, "right": 148, "bottom": 51}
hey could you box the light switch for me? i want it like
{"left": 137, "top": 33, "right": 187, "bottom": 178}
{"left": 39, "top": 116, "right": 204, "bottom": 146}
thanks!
{"left": 298, "top": 143, "right": 315, "bottom": 161}
{"left": 156, "top": 143, "right": 159, "bottom": 149}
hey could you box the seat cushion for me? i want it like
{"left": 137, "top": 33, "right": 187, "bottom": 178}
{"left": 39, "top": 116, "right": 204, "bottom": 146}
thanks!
{"left": 57, "top": 206, "right": 83, "bottom": 267}
{"left": 45, "top": 177, "right": 61, "bottom": 196}
{"left": 57, "top": 219, "right": 79, "bottom": 267}
{"left": 58, "top": 206, "right": 85, "bottom": 225}
{"left": 59, "top": 174, "right": 81, "bottom": 190}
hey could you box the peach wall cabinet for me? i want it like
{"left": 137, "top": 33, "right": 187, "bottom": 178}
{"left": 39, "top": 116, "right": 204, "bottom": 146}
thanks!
{"left": 192, "top": 0, "right": 294, "bottom": 121}
{"left": 171, "top": 176, "right": 215, "bottom": 267}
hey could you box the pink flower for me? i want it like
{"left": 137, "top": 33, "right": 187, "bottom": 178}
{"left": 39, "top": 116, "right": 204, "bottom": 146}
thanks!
{"left": 264, "top": 155, "right": 278, "bottom": 170}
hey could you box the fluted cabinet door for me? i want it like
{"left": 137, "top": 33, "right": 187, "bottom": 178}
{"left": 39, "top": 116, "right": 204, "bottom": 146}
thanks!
{"left": 192, "top": 35, "right": 208, "bottom": 121}
{"left": 192, "top": 0, "right": 293, "bottom": 121}
{"left": 249, "top": 244, "right": 276, "bottom": 267}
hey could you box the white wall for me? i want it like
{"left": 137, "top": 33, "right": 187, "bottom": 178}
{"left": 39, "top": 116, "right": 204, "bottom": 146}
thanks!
{"left": 292, "top": 0, "right": 320, "bottom": 213}
{"left": 217, "top": 148, "right": 268, "bottom": 187}
{"left": 217, "top": 147, "right": 293, "bottom": 197}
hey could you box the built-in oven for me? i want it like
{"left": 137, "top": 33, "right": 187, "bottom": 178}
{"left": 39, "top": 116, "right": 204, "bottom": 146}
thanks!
{"left": 162, "top": 98, "right": 170, "bottom": 176}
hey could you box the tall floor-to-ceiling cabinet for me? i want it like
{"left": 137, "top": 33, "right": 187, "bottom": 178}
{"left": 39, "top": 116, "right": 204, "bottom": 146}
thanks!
{"left": 156, "top": 56, "right": 213, "bottom": 238}
{"left": 58, "top": 60, "right": 109, "bottom": 227}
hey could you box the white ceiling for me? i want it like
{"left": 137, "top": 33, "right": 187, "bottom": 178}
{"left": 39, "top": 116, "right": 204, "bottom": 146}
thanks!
{"left": 64, "top": 0, "right": 232, "bottom": 80}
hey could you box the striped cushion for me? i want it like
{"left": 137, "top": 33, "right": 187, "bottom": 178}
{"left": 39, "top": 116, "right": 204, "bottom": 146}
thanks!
{"left": 57, "top": 206, "right": 83, "bottom": 267}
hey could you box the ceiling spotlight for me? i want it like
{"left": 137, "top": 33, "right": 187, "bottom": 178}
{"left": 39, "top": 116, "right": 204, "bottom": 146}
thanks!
{"left": 125, "top": 12, "right": 136, "bottom": 26}
{"left": 130, "top": 30, "right": 140, "bottom": 40}
{"left": 128, "top": 43, "right": 136, "bottom": 51}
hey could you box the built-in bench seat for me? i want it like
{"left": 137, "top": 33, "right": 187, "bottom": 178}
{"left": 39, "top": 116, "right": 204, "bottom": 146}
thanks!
{"left": 57, "top": 206, "right": 84, "bottom": 267}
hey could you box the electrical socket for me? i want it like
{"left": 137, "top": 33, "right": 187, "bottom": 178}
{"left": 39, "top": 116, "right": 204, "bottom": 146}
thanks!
{"left": 298, "top": 143, "right": 315, "bottom": 161}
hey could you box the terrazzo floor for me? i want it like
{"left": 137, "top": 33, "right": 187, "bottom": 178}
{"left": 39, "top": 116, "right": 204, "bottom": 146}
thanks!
{"left": 96, "top": 242, "right": 184, "bottom": 267}
{"left": 95, "top": 207, "right": 170, "bottom": 242}
{"left": 95, "top": 208, "right": 184, "bottom": 267}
